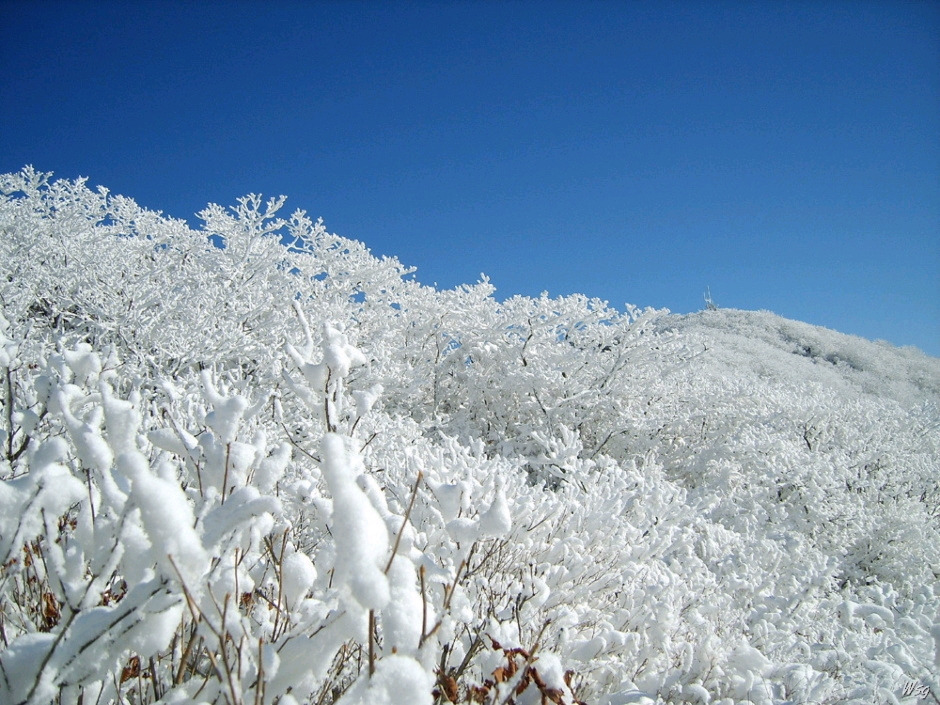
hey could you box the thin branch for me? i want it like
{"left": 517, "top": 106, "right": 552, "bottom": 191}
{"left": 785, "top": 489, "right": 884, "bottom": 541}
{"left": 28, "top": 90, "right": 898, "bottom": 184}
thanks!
{"left": 368, "top": 610, "right": 376, "bottom": 678}
{"left": 385, "top": 471, "right": 423, "bottom": 574}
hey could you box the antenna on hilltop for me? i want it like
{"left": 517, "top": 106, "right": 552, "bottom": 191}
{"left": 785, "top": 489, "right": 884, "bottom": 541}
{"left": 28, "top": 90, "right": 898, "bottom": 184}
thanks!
{"left": 704, "top": 286, "right": 718, "bottom": 311}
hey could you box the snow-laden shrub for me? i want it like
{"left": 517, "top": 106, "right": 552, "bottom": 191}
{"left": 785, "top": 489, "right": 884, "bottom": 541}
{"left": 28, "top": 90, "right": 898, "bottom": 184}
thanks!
{"left": 1, "top": 168, "right": 939, "bottom": 704}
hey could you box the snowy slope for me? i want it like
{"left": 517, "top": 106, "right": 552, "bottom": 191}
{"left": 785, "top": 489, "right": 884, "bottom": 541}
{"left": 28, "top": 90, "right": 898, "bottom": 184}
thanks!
{"left": 654, "top": 308, "right": 940, "bottom": 407}
{"left": 1, "top": 168, "right": 937, "bottom": 705}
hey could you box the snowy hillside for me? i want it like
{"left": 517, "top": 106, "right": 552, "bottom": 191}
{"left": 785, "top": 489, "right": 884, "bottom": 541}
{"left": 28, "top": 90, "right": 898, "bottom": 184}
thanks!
{"left": 1, "top": 168, "right": 938, "bottom": 705}
{"left": 654, "top": 308, "right": 940, "bottom": 406}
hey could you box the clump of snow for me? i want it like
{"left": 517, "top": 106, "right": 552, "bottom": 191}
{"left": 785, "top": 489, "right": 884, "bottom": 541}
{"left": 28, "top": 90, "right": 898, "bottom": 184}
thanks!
{"left": 429, "top": 479, "right": 467, "bottom": 522}
{"left": 322, "top": 322, "right": 368, "bottom": 378}
{"left": 63, "top": 343, "right": 101, "bottom": 385}
{"left": 201, "top": 371, "right": 248, "bottom": 444}
{"left": 382, "top": 555, "right": 424, "bottom": 654}
{"left": 281, "top": 549, "right": 317, "bottom": 608}
{"left": 320, "top": 432, "right": 390, "bottom": 611}
{"left": 120, "top": 450, "right": 208, "bottom": 586}
{"left": 336, "top": 654, "right": 433, "bottom": 705}
{"left": 479, "top": 484, "right": 512, "bottom": 537}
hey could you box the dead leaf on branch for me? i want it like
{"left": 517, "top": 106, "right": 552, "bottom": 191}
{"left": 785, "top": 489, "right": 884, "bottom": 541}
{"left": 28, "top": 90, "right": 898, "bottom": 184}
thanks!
{"left": 120, "top": 655, "right": 141, "bottom": 684}
{"left": 40, "top": 591, "right": 60, "bottom": 631}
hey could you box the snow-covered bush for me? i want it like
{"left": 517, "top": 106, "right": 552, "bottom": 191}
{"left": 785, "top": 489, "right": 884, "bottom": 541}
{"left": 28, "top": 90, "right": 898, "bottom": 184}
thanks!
{"left": 1, "top": 167, "right": 938, "bottom": 704}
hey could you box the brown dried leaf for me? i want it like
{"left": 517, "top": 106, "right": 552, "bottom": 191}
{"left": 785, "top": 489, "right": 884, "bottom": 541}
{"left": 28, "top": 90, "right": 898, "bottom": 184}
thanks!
{"left": 530, "top": 667, "right": 546, "bottom": 689}
{"left": 239, "top": 591, "right": 254, "bottom": 610}
{"left": 468, "top": 684, "right": 490, "bottom": 703}
{"left": 502, "top": 645, "right": 531, "bottom": 660}
{"left": 514, "top": 669, "right": 531, "bottom": 695}
{"left": 99, "top": 579, "right": 128, "bottom": 606}
{"left": 120, "top": 655, "right": 141, "bottom": 684}
{"left": 41, "top": 592, "right": 60, "bottom": 630}
{"left": 439, "top": 674, "right": 458, "bottom": 702}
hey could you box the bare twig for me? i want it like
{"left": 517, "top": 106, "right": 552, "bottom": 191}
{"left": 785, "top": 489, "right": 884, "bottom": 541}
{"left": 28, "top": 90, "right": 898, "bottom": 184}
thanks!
{"left": 368, "top": 610, "right": 376, "bottom": 678}
{"left": 385, "top": 471, "right": 423, "bottom": 574}
{"left": 419, "top": 565, "right": 428, "bottom": 645}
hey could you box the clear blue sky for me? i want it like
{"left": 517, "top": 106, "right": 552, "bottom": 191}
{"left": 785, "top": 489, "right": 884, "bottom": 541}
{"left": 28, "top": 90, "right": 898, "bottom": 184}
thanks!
{"left": 2, "top": 1, "right": 938, "bottom": 355}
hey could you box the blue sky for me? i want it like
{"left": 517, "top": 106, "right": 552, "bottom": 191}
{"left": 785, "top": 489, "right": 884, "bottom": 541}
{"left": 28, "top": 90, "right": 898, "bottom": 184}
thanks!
{"left": 2, "top": 1, "right": 938, "bottom": 355}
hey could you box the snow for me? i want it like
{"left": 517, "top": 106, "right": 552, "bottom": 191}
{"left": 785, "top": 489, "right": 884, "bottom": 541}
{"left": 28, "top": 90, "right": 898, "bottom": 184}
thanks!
{"left": 335, "top": 654, "right": 433, "bottom": 705}
{"left": 321, "top": 322, "right": 368, "bottom": 379}
{"left": 932, "top": 624, "right": 940, "bottom": 668}
{"left": 201, "top": 371, "right": 249, "bottom": 444}
{"left": 0, "top": 632, "right": 58, "bottom": 703}
{"left": 382, "top": 555, "right": 424, "bottom": 654}
{"left": 353, "top": 384, "right": 383, "bottom": 418}
{"left": 281, "top": 549, "right": 317, "bottom": 608}
{"left": 120, "top": 450, "right": 208, "bottom": 586}
{"left": 1, "top": 168, "right": 938, "bottom": 705}
{"left": 428, "top": 480, "right": 466, "bottom": 522}
{"left": 445, "top": 516, "right": 480, "bottom": 544}
{"left": 255, "top": 440, "right": 291, "bottom": 492}
{"left": 320, "top": 432, "right": 390, "bottom": 611}
{"left": 479, "top": 484, "right": 512, "bottom": 537}
{"left": 63, "top": 344, "right": 102, "bottom": 385}
{"left": 101, "top": 383, "right": 141, "bottom": 456}
{"left": 0, "top": 442, "right": 85, "bottom": 566}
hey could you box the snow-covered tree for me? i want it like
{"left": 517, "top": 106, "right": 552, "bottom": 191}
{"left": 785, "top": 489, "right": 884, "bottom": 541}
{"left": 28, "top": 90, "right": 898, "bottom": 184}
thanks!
{"left": 1, "top": 167, "right": 938, "bottom": 704}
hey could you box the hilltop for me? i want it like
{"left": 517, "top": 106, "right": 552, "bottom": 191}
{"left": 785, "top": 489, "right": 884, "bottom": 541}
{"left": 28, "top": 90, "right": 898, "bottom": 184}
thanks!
{"left": 1, "top": 168, "right": 937, "bottom": 704}
{"left": 655, "top": 308, "right": 940, "bottom": 405}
